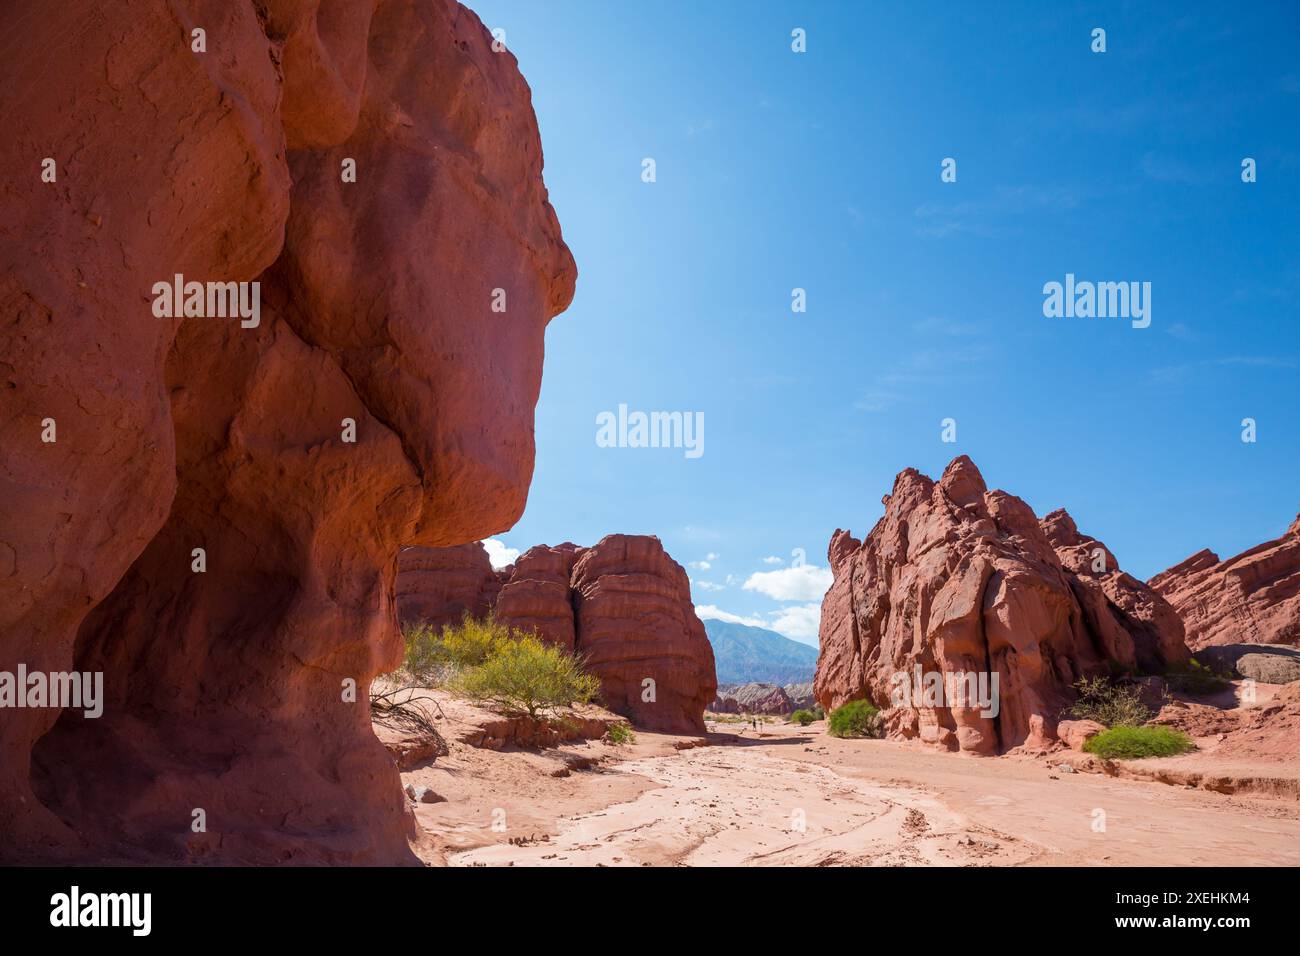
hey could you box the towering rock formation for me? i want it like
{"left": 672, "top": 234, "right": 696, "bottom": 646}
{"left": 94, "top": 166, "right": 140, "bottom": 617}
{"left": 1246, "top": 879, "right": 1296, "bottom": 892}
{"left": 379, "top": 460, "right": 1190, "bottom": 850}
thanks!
{"left": 814, "top": 457, "right": 1189, "bottom": 755}
{"left": 1, "top": 0, "right": 574, "bottom": 863}
{"left": 397, "top": 544, "right": 506, "bottom": 631}
{"left": 397, "top": 535, "right": 718, "bottom": 733}
{"left": 1149, "top": 515, "right": 1300, "bottom": 650}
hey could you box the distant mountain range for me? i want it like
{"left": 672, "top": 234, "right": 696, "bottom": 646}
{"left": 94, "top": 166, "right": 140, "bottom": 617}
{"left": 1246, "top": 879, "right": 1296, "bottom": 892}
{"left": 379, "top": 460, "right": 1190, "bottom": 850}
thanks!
{"left": 703, "top": 619, "right": 818, "bottom": 685}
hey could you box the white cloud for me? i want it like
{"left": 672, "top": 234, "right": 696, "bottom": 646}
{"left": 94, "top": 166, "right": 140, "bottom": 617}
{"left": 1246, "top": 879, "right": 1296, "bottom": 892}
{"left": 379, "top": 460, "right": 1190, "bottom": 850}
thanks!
{"left": 742, "top": 564, "right": 833, "bottom": 602}
{"left": 761, "top": 555, "right": 783, "bottom": 565}
{"left": 481, "top": 538, "right": 520, "bottom": 570}
{"left": 692, "top": 579, "right": 725, "bottom": 592}
{"left": 766, "top": 603, "right": 822, "bottom": 645}
{"left": 694, "top": 605, "right": 766, "bottom": 628}
{"left": 688, "top": 560, "right": 712, "bottom": 570}
{"left": 705, "top": 552, "right": 719, "bottom": 561}
{"left": 694, "top": 603, "right": 823, "bottom": 647}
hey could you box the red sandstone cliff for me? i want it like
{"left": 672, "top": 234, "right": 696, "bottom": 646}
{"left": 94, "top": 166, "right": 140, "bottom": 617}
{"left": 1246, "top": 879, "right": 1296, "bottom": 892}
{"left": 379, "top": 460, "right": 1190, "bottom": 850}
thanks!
{"left": 1149, "top": 515, "right": 1300, "bottom": 650}
{"left": 1, "top": 0, "right": 574, "bottom": 864}
{"left": 397, "top": 544, "right": 506, "bottom": 631}
{"left": 397, "top": 536, "right": 717, "bottom": 733}
{"left": 813, "top": 457, "right": 1189, "bottom": 755}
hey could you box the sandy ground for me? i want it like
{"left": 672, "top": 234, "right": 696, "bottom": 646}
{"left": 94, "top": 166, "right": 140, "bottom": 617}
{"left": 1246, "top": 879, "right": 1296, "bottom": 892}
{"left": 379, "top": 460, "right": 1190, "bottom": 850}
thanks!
{"left": 403, "top": 718, "right": 1300, "bottom": 867}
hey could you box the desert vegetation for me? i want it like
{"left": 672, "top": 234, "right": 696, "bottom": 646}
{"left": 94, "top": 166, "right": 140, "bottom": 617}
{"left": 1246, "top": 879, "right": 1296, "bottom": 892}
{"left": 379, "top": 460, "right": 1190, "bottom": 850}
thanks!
{"left": 827, "top": 700, "right": 883, "bottom": 739}
{"left": 1083, "top": 725, "right": 1195, "bottom": 760}
{"left": 1164, "top": 658, "right": 1232, "bottom": 696}
{"left": 1068, "top": 675, "right": 1154, "bottom": 728}
{"left": 390, "top": 614, "right": 601, "bottom": 721}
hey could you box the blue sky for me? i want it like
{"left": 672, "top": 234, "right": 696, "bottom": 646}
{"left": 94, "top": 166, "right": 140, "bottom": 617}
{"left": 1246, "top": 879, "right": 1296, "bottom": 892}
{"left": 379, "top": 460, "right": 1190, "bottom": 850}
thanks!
{"left": 470, "top": 0, "right": 1300, "bottom": 646}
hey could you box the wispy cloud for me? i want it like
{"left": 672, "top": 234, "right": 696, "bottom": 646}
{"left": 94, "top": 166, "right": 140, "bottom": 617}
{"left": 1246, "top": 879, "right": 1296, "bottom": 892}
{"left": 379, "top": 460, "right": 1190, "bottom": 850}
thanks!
{"left": 1147, "top": 355, "right": 1297, "bottom": 386}
{"left": 695, "top": 605, "right": 766, "bottom": 628}
{"left": 1140, "top": 151, "right": 1213, "bottom": 185}
{"left": 913, "top": 185, "right": 1083, "bottom": 239}
{"left": 855, "top": 344, "right": 996, "bottom": 413}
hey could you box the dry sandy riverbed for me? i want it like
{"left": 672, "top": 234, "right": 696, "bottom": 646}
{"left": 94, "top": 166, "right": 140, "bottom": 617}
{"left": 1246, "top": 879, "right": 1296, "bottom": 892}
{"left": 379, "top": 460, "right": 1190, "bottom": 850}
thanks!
{"left": 404, "top": 720, "right": 1300, "bottom": 867}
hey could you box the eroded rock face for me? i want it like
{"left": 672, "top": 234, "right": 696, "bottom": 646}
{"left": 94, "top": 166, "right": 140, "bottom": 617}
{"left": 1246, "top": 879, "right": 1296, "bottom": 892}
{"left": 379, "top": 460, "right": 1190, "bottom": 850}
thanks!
{"left": 494, "top": 543, "right": 583, "bottom": 650}
{"left": 1149, "top": 515, "right": 1300, "bottom": 650}
{"left": 397, "top": 535, "right": 717, "bottom": 733}
{"left": 813, "top": 457, "right": 1190, "bottom": 755}
{"left": 1041, "top": 509, "right": 1189, "bottom": 673}
{"left": 397, "top": 544, "right": 506, "bottom": 631}
{"left": 2, "top": 0, "right": 574, "bottom": 863}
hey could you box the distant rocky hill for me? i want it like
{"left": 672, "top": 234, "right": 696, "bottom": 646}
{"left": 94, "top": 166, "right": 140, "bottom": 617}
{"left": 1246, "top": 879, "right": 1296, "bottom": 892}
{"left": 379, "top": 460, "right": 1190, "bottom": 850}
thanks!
{"left": 711, "top": 681, "right": 818, "bottom": 715}
{"left": 703, "top": 619, "right": 818, "bottom": 685}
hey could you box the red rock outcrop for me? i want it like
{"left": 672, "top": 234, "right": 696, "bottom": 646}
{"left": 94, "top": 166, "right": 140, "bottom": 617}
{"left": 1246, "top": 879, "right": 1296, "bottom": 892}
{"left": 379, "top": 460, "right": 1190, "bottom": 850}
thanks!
{"left": 397, "top": 544, "right": 506, "bottom": 631}
{"left": 814, "top": 457, "right": 1191, "bottom": 755}
{"left": 2, "top": 0, "right": 574, "bottom": 863}
{"left": 1149, "top": 515, "right": 1300, "bottom": 650}
{"left": 397, "top": 535, "right": 717, "bottom": 733}
{"left": 495, "top": 543, "right": 583, "bottom": 650}
{"left": 1041, "top": 509, "right": 1189, "bottom": 672}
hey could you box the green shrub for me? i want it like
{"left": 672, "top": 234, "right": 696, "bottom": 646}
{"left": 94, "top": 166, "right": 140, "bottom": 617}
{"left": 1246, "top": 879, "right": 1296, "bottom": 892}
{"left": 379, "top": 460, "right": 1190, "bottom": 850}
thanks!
{"left": 606, "top": 721, "right": 636, "bottom": 745}
{"left": 1082, "top": 725, "right": 1195, "bottom": 760}
{"left": 400, "top": 613, "right": 510, "bottom": 683}
{"left": 1068, "top": 675, "right": 1152, "bottom": 728}
{"left": 827, "top": 700, "right": 882, "bottom": 739}
{"left": 1165, "top": 658, "right": 1231, "bottom": 696}
{"left": 450, "top": 634, "right": 601, "bottom": 720}
{"left": 790, "top": 709, "right": 817, "bottom": 726}
{"left": 400, "top": 621, "right": 444, "bottom": 681}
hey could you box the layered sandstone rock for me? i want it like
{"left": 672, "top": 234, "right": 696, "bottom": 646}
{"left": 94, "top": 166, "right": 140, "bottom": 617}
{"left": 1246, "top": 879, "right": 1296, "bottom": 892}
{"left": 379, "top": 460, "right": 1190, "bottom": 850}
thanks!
{"left": 571, "top": 536, "right": 716, "bottom": 733}
{"left": 813, "top": 457, "right": 1190, "bottom": 755}
{"left": 397, "top": 535, "right": 717, "bottom": 733}
{"left": 494, "top": 543, "right": 583, "bottom": 650}
{"left": 396, "top": 544, "right": 505, "bottom": 631}
{"left": 1149, "top": 515, "right": 1300, "bottom": 649}
{"left": 2, "top": 0, "right": 574, "bottom": 863}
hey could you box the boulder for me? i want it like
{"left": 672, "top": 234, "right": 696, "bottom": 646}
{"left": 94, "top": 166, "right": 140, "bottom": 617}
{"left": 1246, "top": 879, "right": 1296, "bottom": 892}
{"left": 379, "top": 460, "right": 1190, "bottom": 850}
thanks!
{"left": 814, "top": 457, "right": 1191, "bottom": 755}
{"left": 1057, "top": 719, "right": 1107, "bottom": 751}
{"left": 1195, "top": 643, "right": 1300, "bottom": 685}
{"left": 1149, "top": 514, "right": 1300, "bottom": 649}
{"left": 2, "top": 0, "right": 574, "bottom": 864}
